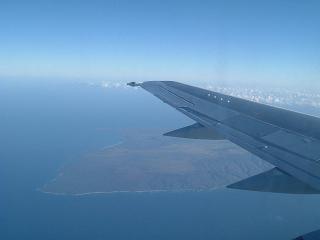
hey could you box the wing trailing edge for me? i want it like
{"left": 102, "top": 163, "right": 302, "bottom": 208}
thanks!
{"left": 164, "top": 123, "right": 226, "bottom": 140}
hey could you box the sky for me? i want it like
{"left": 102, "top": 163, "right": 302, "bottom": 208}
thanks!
{"left": 0, "top": 0, "right": 320, "bottom": 87}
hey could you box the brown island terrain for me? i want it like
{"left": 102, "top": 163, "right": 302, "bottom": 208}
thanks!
{"left": 42, "top": 133, "right": 272, "bottom": 195}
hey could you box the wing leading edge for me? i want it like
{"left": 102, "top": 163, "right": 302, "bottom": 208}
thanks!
{"left": 128, "top": 81, "right": 320, "bottom": 194}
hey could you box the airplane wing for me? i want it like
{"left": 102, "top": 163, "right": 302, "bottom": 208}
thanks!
{"left": 294, "top": 229, "right": 320, "bottom": 240}
{"left": 128, "top": 81, "right": 320, "bottom": 194}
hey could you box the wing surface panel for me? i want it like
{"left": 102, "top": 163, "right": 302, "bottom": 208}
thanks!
{"left": 262, "top": 131, "right": 320, "bottom": 161}
{"left": 222, "top": 114, "right": 278, "bottom": 138}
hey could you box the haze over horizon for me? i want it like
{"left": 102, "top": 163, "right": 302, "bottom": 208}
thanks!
{"left": 1, "top": 0, "right": 320, "bottom": 88}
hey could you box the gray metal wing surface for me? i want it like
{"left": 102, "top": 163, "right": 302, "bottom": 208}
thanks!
{"left": 294, "top": 229, "right": 320, "bottom": 239}
{"left": 128, "top": 81, "right": 320, "bottom": 194}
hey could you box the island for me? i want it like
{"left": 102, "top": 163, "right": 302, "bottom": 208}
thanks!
{"left": 42, "top": 133, "right": 272, "bottom": 195}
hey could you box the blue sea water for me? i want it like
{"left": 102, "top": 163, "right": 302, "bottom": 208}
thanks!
{"left": 1, "top": 79, "right": 320, "bottom": 240}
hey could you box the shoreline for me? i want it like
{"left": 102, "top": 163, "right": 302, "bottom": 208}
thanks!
{"left": 38, "top": 187, "right": 221, "bottom": 197}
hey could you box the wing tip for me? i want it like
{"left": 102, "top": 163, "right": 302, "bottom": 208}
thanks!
{"left": 127, "top": 82, "right": 142, "bottom": 87}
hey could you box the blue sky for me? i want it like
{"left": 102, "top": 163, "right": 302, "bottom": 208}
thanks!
{"left": 0, "top": 0, "right": 319, "bottom": 86}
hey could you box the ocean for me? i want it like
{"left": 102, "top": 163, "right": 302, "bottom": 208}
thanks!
{"left": 1, "top": 79, "right": 320, "bottom": 240}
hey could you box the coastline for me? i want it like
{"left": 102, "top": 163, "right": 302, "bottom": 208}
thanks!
{"left": 38, "top": 187, "right": 222, "bottom": 197}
